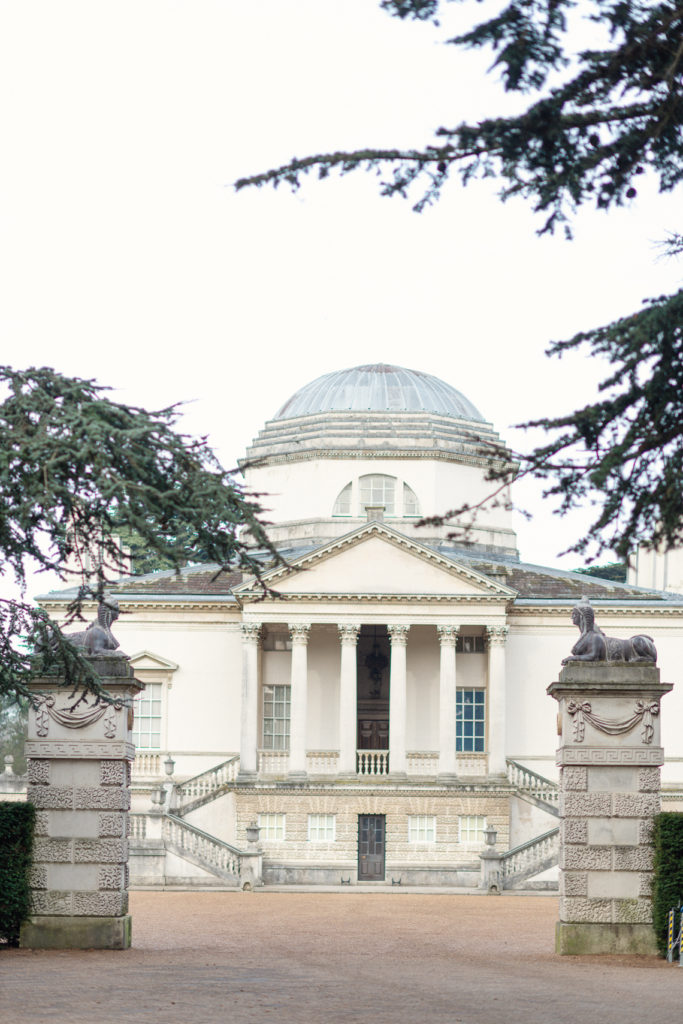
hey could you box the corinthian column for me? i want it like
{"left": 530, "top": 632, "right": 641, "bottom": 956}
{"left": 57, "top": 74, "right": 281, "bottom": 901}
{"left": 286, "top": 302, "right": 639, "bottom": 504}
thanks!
{"left": 238, "top": 622, "right": 261, "bottom": 783}
{"left": 437, "top": 625, "right": 459, "bottom": 783}
{"left": 486, "top": 625, "right": 509, "bottom": 776}
{"left": 288, "top": 623, "right": 311, "bottom": 781}
{"left": 388, "top": 624, "right": 410, "bottom": 778}
{"left": 338, "top": 624, "right": 360, "bottom": 777}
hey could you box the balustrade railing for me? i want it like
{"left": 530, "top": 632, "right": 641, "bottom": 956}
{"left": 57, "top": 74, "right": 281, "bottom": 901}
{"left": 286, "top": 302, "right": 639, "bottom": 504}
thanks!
{"left": 129, "top": 813, "right": 148, "bottom": 840}
{"left": 499, "top": 826, "right": 560, "bottom": 883}
{"left": 163, "top": 814, "right": 243, "bottom": 878}
{"left": 133, "top": 752, "right": 163, "bottom": 777}
{"left": 307, "top": 750, "right": 339, "bottom": 775}
{"left": 258, "top": 750, "right": 289, "bottom": 776}
{"left": 357, "top": 749, "right": 389, "bottom": 776}
{"left": 506, "top": 759, "right": 559, "bottom": 810}
{"left": 174, "top": 756, "right": 239, "bottom": 808}
{"left": 457, "top": 753, "right": 488, "bottom": 776}
{"left": 406, "top": 752, "right": 439, "bottom": 776}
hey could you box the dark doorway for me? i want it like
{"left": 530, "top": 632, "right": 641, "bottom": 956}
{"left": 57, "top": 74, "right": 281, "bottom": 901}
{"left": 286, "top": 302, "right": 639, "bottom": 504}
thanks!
{"left": 358, "top": 814, "right": 386, "bottom": 881}
{"left": 357, "top": 625, "right": 389, "bottom": 750}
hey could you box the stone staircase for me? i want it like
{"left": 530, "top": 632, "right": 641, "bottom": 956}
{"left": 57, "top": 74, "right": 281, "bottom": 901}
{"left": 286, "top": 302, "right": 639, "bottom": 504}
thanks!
{"left": 506, "top": 759, "right": 559, "bottom": 817}
{"left": 173, "top": 756, "right": 240, "bottom": 815}
{"left": 497, "top": 826, "right": 560, "bottom": 889}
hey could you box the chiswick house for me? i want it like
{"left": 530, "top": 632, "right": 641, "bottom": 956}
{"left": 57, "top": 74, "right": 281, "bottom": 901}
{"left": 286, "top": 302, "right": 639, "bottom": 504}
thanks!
{"left": 39, "top": 364, "right": 683, "bottom": 887}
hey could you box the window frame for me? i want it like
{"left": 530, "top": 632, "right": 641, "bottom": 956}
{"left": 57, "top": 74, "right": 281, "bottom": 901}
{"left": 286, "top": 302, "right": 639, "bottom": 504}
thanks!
{"left": 408, "top": 815, "right": 437, "bottom": 844}
{"left": 262, "top": 683, "right": 291, "bottom": 751}
{"left": 459, "top": 814, "right": 487, "bottom": 846}
{"left": 258, "top": 813, "right": 287, "bottom": 841}
{"left": 456, "top": 688, "right": 486, "bottom": 753}
{"left": 307, "top": 813, "right": 336, "bottom": 843}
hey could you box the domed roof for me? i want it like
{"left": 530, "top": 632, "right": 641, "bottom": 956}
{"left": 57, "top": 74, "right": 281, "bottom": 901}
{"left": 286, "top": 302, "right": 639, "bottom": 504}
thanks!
{"left": 274, "top": 364, "right": 484, "bottom": 422}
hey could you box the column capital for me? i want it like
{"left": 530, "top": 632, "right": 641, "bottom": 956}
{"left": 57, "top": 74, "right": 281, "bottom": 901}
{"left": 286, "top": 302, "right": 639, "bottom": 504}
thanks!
{"left": 338, "top": 623, "right": 361, "bottom": 645}
{"left": 241, "top": 622, "right": 262, "bottom": 642}
{"left": 387, "top": 624, "right": 410, "bottom": 646}
{"left": 437, "top": 624, "right": 460, "bottom": 647}
{"left": 289, "top": 623, "right": 312, "bottom": 644}
{"left": 486, "top": 625, "right": 509, "bottom": 647}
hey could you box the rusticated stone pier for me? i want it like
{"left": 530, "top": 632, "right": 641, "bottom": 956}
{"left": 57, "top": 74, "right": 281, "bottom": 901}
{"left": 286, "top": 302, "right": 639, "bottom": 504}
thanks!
{"left": 548, "top": 663, "right": 672, "bottom": 955}
{"left": 20, "top": 656, "right": 142, "bottom": 949}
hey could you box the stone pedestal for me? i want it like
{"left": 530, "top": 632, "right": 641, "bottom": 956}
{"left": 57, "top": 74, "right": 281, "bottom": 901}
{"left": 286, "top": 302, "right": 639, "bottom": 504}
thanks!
{"left": 20, "top": 656, "right": 142, "bottom": 950}
{"left": 548, "top": 663, "right": 672, "bottom": 955}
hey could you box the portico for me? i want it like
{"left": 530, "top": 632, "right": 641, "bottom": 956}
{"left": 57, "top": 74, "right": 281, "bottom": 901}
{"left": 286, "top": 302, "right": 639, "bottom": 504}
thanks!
{"left": 234, "top": 522, "right": 513, "bottom": 785}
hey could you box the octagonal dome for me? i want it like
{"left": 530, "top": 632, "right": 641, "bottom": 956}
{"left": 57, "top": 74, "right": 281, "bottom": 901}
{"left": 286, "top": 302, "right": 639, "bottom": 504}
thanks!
{"left": 274, "top": 364, "right": 484, "bottom": 423}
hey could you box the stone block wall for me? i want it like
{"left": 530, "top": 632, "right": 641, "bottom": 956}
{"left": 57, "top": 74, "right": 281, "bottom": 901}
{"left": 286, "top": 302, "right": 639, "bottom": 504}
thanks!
{"left": 234, "top": 786, "right": 510, "bottom": 885}
{"left": 28, "top": 758, "right": 130, "bottom": 918}
{"left": 559, "top": 764, "right": 657, "bottom": 927}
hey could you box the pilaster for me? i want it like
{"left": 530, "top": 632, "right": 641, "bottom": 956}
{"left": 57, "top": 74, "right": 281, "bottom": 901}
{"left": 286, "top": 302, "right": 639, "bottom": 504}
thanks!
{"left": 437, "top": 625, "right": 459, "bottom": 783}
{"left": 288, "top": 623, "right": 311, "bottom": 782}
{"left": 338, "top": 624, "right": 361, "bottom": 778}
{"left": 388, "top": 624, "right": 410, "bottom": 779}
{"left": 486, "top": 625, "right": 508, "bottom": 776}
{"left": 238, "top": 622, "right": 261, "bottom": 783}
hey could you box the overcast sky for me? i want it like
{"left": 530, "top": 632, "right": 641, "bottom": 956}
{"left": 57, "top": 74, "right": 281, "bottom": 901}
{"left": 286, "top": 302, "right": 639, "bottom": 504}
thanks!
{"left": 2, "top": 0, "right": 682, "bottom": 590}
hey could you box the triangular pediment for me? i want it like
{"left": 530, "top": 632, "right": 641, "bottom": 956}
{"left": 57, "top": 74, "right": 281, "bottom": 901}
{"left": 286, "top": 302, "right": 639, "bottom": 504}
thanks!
{"left": 128, "top": 650, "right": 179, "bottom": 672}
{"left": 237, "top": 523, "right": 515, "bottom": 600}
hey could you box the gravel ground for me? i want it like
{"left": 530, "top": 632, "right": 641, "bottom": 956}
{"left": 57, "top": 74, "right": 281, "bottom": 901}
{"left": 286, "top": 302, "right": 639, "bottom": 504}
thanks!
{"left": 1, "top": 891, "right": 680, "bottom": 1024}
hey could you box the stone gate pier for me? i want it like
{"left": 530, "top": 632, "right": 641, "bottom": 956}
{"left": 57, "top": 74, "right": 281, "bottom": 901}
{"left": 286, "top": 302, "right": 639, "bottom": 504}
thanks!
{"left": 20, "top": 655, "right": 141, "bottom": 949}
{"left": 549, "top": 662, "right": 672, "bottom": 955}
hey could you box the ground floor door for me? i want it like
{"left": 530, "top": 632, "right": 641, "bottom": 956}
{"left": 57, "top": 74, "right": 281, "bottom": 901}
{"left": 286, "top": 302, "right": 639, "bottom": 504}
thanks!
{"left": 358, "top": 814, "right": 385, "bottom": 881}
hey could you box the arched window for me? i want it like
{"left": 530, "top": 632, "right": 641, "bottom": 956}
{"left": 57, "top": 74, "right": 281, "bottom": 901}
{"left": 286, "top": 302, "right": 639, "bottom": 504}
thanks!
{"left": 359, "top": 474, "right": 396, "bottom": 515}
{"left": 333, "top": 482, "right": 353, "bottom": 516}
{"left": 403, "top": 483, "right": 420, "bottom": 516}
{"left": 332, "top": 476, "right": 421, "bottom": 518}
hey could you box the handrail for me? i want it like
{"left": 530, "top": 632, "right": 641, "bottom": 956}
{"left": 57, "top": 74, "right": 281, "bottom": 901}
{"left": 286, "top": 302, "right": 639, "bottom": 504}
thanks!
{"left": 174, "top": 755, "right": 239, "bottom": 804}
{"left": 506, "top": 759, "right": 558, "bottom": 792}
{"left": 499, "top": 825, "right": 560, "bottom": 864}
{"left": 164, "top": 813, "right": 245, "bottom": 857}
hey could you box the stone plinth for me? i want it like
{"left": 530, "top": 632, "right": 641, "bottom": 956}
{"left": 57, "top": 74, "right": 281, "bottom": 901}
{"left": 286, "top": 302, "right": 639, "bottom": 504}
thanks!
{"left": 548, "top": 663, "right": 672, "bottom": 955}
{"left": 20, "top": 656, "right": 142, "bottom": 950}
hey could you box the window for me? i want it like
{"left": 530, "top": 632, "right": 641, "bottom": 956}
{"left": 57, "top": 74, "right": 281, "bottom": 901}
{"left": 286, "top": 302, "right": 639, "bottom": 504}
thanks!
{"left": 403, "top": 483, "right": 420, "bottom": 516}
{"left": 333, "top": 482, "right": 353, "bottom": 516}
{"left": 459, "top": 815, "right": 486, "bottom": 845}
{"left": 456, "top": 689, "right": 485, "bottom": 752}
{"left": 308, "top": 814, "right": 336, "bottom": 842}
{"left": 457, "top": 635, "right": 486, "bottom": 653}
{"left": 408, "top": 815, "right": 436, "bottom": 843}
{"left": 359, "top": 474, "right": 396, "bottom": 515}
{"left": 132, "top": 683, "right": 162, "bottom": 749}
{"left": 258, "top": 813, "right": 286, "bottom": 841}
{"left": 262, "top": 685, "right": 291, "bottom": 750}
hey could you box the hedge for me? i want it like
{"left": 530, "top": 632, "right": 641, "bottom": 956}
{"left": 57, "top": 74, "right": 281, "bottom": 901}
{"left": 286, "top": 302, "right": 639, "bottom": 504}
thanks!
{"left": 652, "top": 812, "right": 683, "bottom": 956}
{"left": 0, "top": 802, "right": 35, "bottom": 946}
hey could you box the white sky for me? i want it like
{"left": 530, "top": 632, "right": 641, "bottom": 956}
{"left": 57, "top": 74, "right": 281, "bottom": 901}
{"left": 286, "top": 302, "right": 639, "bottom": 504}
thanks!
{"left": 2, "top": 0, "right": 682, "bottom": 590}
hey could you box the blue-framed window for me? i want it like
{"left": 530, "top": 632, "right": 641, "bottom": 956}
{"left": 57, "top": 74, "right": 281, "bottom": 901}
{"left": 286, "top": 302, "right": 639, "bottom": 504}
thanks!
{"left": 456, "top": 689, "right": 485, "bottom": 752}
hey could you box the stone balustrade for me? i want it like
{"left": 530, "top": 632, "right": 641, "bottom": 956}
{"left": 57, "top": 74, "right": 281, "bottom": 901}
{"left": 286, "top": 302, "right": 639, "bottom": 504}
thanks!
{"left": 357, "top": 750, "right": 389, "bottom": 776}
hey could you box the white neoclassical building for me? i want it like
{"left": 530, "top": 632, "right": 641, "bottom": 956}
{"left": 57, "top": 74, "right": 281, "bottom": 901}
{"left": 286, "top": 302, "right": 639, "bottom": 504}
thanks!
{"left": 39, "top": 364, "right": 683, "bottom": 887}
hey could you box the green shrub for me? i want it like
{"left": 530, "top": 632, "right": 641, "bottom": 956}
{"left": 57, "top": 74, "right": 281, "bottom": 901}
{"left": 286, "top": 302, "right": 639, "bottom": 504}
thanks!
{"left": 652, "top": 812, "right": 683, "bottom": 956}
{"left": 0, "top": 802, "right": 35, "bottom": 946}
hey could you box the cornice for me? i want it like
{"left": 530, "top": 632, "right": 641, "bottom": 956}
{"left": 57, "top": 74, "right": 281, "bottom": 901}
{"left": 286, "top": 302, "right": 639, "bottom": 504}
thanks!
{"left": 242, "top": 447, "right": 512, "bottom": 471}
{"left": 510, "top": 603, "right": 683, "bottom": 618}
{"left": 239, "top": 592, "right": 512, "bottom": 604}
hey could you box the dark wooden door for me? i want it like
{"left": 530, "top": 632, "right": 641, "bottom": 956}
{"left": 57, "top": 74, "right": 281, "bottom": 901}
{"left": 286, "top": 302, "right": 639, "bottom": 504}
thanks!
{"left": 358, "top": 718, "right": 389, "bottom": 749}
{"left": 358, "top": 814, "right": 385, "bottom": 881}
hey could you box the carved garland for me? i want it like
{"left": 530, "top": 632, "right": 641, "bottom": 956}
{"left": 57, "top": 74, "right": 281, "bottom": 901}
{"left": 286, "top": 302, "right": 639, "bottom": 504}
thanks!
{"left": 33, "top": 696, "right": 126, "bottom": 739}
{"left": 567, "top": 699, "right": 659, "bottom": 745}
